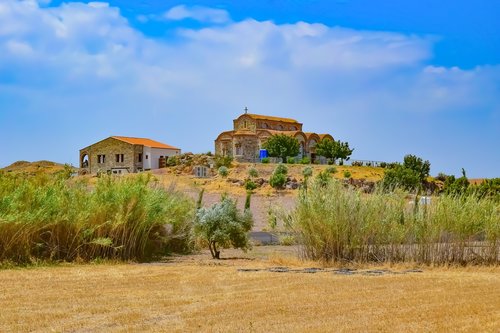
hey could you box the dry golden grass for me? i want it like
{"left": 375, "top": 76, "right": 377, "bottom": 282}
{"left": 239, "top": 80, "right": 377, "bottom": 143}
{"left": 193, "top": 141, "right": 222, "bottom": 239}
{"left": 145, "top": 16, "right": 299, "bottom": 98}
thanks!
{"left": 1, "top": 249, "right": 499, "bottom": 332}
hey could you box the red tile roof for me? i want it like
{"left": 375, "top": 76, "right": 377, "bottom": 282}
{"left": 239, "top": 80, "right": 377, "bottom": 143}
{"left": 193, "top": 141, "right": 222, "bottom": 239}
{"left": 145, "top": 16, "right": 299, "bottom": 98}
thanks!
{"left": 112, "top": 136, "right": 180, "bottom": 150}
{"left": 246, "top": 113, "right": 299, "bottom": 124}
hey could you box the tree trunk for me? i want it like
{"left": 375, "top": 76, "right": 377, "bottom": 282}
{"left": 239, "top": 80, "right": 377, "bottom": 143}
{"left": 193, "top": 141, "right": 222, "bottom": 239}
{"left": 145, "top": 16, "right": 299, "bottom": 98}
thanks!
{"left": 208, "top": 242, "right": 215, "bottom": 259}
{"left": 209, "top": 241, "right": 221, "bottom": 259}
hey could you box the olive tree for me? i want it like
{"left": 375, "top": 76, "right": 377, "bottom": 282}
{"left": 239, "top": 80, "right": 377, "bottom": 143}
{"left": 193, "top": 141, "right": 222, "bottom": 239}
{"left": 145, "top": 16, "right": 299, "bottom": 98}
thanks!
{"left": 262, "top": 134, "right": 300, "bottom": 163}
{"left": 194, "top": 196, "right": 253, "bottom": 259}
{"left": 315, "top": 138, "right": 354, "bottom": 164}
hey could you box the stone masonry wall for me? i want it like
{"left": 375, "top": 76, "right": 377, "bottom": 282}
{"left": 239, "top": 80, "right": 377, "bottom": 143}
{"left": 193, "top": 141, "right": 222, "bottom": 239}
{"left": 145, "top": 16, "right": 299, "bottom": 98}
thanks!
{"left": 235, "top": 135, "right": 259, "bottom": 162}
{"left": 80, "top": 138, "right": 142, "bottom": 174}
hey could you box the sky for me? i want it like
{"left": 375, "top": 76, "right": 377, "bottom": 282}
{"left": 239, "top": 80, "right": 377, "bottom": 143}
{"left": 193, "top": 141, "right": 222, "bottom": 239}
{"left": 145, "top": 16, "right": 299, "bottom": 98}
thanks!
{"left": 0, "top": 0, "right": 499, "bottom": 178}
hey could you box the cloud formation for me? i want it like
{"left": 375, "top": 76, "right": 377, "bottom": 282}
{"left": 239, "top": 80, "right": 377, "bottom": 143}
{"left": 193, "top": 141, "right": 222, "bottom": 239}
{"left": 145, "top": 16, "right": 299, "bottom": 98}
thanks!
{"left": 164, "top": 5, "right": 230, "bottom": 23}
{"left": 0, "top": 1, "right": 498, "bottom": 177}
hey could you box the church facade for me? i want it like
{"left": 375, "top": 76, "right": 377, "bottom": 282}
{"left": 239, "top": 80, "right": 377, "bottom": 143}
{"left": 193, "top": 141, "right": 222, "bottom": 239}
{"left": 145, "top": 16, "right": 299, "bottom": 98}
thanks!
{"left": 214, "top": 111, "right": 333, "bottom": 162}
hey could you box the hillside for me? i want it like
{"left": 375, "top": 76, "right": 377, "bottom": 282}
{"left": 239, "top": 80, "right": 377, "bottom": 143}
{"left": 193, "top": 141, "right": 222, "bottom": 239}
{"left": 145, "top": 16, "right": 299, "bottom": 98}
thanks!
{"left": 1, "top": 160, "right": 70, "bottom": 175}
{"left": 153, "top": 160, "right": 385, "bottom": 197}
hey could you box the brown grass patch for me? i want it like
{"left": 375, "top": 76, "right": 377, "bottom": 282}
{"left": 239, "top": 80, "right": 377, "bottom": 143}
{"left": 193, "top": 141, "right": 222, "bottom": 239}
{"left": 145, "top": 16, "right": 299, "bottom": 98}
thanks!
{"left": 1, "top": 251, "right": 498, "bottom": 332}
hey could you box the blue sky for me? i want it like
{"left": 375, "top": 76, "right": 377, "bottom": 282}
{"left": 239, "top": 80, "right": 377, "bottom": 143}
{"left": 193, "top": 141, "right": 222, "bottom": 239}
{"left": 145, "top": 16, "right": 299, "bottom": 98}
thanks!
{"left": 0, "top": 0, "right": 499, "bottom": 177}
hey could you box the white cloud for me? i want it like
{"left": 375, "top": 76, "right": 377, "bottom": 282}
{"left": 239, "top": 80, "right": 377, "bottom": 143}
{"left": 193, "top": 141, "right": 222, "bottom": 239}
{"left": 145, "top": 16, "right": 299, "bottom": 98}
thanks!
{"left": 0, "top": 0, "right": 498, "bottom": 177}
{"left": 164, "top": 5, "right": 230, "bottom": 24}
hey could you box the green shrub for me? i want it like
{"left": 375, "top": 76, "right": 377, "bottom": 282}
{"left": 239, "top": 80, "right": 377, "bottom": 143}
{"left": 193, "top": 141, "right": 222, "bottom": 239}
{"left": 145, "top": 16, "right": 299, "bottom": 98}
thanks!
{"left": 245, "top": 179, "right": 258, "bottom": 191}
{"left": 435, "top": 172, "right": 448, "bottom": 182}
{"left": 316, "top": 170, "right": 332, "bottom": 187}
{"left": 261, "top": 157, "right": 270, "bottom": 164}
{"left": 379, "top": 162, "right": 387, "bottom": 168}
{"left": 167, "top": 156, "right": 179, "bottom": 167}
{"left": 248, "top": 167, "right": 259, "bottom": 178}
{"left": 270, "top": 172, "right": 287, "bottom": 189}
{"left": 218, "top": 166, "right": 229, "bottom": 178}
{"left": 326, "top": 166, "right": 337, "bottom": 174}
{"left": 302, "top": 166, "right": 313, "bottom": 178}
{"left": 287, "top": 157, "right": 296, "bottom": 164}
{"left": 214, "top": 155, "right": 233, "bottom": 168}
{"left": 382, "top": 164, "right": 420, "bottom": 191}
{"left": 343, "top": 170, "right": 351, "bottom": 179}
{"left": 300, "top": 157, "right": 311, "bottom": 164}
{"left": 274, "top": 164, "right": 288, "bottom": 176}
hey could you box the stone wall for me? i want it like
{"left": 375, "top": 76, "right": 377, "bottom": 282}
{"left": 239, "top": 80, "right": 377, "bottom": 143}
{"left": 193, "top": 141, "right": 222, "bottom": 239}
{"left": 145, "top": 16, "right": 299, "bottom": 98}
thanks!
{"left": 234, "top": 135, "right": 259, "bottom": 162}
{"left": 80, "top": 137, "right": 143, "bottom": 174}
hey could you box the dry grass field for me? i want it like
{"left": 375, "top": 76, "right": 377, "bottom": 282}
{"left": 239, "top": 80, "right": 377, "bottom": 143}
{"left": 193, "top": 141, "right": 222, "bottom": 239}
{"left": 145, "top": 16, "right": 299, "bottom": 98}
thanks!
{"left": 1, "top": 248, "right": 499, "bottom": 333}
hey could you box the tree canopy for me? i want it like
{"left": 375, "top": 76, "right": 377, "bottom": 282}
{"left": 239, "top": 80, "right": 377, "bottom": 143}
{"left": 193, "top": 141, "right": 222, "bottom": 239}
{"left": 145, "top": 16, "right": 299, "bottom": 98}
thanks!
{"left": 315, "top": 138, "right": 354, "bottom": 163}
{"left": 382, "top": 154, "right": 431, "bottom": 191}
{"left": 262, "top": 134, "right": 300, "bottom": 162}
{"left": 194, "top": 196, "right": 253, "bottom": 259}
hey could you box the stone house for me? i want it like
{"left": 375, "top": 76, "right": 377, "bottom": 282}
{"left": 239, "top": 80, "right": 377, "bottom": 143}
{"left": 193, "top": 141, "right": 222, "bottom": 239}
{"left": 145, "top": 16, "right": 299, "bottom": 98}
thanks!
{"left": 214, "top": 111, "right": 333, "bottom": 162}
{"left": 79, "top": 136, "right": 180, "bottom": 174}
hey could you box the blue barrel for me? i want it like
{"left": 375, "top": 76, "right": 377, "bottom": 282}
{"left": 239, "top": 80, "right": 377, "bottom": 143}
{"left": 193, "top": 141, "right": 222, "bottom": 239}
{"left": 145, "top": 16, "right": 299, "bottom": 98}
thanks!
{"left": 259, "top": 149, "right": 268, "bottom": 159}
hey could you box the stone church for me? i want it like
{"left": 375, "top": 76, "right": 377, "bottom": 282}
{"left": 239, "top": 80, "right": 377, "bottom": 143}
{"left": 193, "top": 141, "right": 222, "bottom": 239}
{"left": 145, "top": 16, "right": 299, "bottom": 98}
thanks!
{"left": 214, "top": 110, "right": 333, "bottom": 162}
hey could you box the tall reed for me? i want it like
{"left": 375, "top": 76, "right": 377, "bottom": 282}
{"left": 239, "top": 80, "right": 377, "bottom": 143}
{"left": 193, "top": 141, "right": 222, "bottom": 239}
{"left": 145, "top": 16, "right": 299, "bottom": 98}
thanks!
{"left": 291, "top": 180, "right": 499, "bottom": 265}
{"left": 0, "top": 172, "right": 194, "bottom": 264}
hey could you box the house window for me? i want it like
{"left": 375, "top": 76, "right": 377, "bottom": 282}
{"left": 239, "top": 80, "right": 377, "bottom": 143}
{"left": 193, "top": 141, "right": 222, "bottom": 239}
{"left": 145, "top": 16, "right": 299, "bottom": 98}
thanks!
{"left": 115, "top": 154, "right": 124, "bottom": 163}
{"left": 138, "top": 153, "right": 142, "bottom": 162}
{"left": 145, "top": 155, "right": 149, "bottom": 160}
{"left": 97, "top": 155, "right": 105, "bottom": 164}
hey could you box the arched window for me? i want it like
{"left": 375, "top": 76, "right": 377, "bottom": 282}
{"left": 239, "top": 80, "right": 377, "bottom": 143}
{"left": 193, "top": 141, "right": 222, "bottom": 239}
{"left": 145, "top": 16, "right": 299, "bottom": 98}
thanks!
{"left": 81, "top": 154, "right": 89, "bottom": 168}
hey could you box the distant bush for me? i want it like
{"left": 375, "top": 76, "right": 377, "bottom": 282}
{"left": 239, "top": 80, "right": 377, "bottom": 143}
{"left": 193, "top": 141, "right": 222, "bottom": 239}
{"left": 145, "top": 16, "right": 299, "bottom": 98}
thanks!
{"left": 379, "top": 162, "right": 387, "bottom": 168}
{"left": 247, "top": 167, "right": 259, "bottom": 178}
{"left": 270, "top": 172, "right": 287, "bottom": 189}
{"left": 382, "top": 155, "right": 431, "bottom": 191}
{"left": 261, "top": 157, "right": 270, "bottom": 164}
{"left": 274, "top": 164, "right": 288, "bottom": 176}
{"left": 326, "top": 166, "right": 337, "bottom": 174}
{"left": 435, "top": 172, "right": 448, "bottom": 182}
{"left": 351, "top": 161, "right": 363, "bottom": 167}
{"left": 218, "top": 166, "right": 229, "bottom": 178}
{"left": 316, "top": 170, "right": 332, "bottom": 187}
{"left": 214, "top": 155, "right": 233, "bottom": 168}
{"left": 300, "top": 157, "right": 311, "bottom": 164}
{"left": 167, "top": 155, "right": 180, "bottom": 167}
{"left": 382, "top": 164, "right": 420, "bottom": 191}
{"left": 270, "top": 165, "right": 288, "bottom": 189}
{"left": 287, "top": 157, "right": 295, "bottom": 164}
{"left": 443, "top": 169, "right": 469, "bottom": 195}
{"left": 472, "top": 178, "right": 500, "bottom": 199}
{"left": 245, "top": 179, "right": 258, "bottom": 191}
{"left": 343, "top": 170, "right": 352, "bottom": 179}
{"left": 302, "top": 166, "right": 313, "bottom": 178}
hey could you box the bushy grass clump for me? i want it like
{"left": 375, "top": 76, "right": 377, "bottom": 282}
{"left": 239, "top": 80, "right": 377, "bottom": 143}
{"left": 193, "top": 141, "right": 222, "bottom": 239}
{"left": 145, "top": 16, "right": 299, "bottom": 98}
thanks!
{"left": 291, "top": 180, "right": 499, "bottom": 265}
{"left": 0, "top": 173, "right": 194, "bottom": 265}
